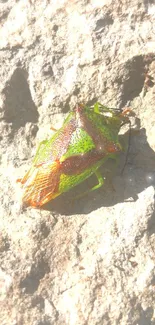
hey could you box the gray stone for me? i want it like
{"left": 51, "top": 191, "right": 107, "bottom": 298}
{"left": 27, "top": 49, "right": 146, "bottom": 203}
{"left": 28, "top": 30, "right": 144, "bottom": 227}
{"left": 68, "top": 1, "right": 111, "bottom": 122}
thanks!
{"left": 0, "top": 0, "right": 155, "bottom": 324}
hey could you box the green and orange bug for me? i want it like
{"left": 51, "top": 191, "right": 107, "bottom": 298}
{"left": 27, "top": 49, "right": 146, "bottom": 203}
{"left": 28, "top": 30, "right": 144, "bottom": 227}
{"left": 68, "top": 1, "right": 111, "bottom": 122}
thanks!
{"left": 18, "top": 102, "right": 131, "bottom": 208}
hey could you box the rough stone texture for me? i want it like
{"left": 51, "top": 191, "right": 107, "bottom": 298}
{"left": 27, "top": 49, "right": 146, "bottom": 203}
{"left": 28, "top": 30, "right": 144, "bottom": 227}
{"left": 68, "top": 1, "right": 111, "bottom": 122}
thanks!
{"left": 0, "top": 0, "right": 155, "bottom": 324}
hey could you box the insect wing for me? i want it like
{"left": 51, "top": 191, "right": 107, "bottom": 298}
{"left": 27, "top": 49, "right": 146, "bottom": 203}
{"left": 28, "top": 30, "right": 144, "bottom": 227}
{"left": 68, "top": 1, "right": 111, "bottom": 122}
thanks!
{"left": 22, "top": 160, "right": 61, "bottom": 207}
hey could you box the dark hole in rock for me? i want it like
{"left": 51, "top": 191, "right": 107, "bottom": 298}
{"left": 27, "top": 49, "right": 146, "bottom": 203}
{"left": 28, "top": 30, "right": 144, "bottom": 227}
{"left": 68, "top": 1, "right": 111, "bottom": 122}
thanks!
{"left": 2, "top": 68, "right": 39, "bottom": 139}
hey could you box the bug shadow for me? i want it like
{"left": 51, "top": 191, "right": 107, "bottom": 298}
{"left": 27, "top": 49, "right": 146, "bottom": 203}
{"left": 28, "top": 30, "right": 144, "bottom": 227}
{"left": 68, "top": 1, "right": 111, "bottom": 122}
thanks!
{"left": 43, "top": 126, "right": 155, "bottom": 215}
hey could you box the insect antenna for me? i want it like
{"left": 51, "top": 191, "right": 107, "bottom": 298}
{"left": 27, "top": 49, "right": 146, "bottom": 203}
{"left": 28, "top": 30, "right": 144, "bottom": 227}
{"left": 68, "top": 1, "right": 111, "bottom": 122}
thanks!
{"left": 120, "top": 118, "right": 131, "bottom": 175}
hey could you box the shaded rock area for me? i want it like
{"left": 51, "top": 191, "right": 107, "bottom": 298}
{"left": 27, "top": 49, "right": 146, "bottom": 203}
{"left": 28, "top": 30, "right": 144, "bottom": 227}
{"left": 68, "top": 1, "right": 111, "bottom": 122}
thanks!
{"left": 0, "top": 0, "right": 155, "bottom": 324}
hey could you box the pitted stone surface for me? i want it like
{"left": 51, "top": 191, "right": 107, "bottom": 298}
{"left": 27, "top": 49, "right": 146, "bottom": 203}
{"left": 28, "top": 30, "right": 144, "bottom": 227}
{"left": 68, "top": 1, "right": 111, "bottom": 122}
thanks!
{"left": 0, "top": 1, "right": 155, "bottom": 324}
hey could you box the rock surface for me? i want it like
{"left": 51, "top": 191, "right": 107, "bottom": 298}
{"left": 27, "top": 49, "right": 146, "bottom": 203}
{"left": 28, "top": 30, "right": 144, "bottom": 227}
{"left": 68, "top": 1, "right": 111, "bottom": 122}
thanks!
{"left": 0, "top": 0, "right": 155, "bottom": 324}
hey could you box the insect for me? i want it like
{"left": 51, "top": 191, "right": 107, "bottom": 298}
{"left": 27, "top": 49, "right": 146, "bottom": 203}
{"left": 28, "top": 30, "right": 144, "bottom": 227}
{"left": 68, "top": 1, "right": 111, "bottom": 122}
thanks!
{"left": 18, "top": 102, "right": 130, "bottom": 208}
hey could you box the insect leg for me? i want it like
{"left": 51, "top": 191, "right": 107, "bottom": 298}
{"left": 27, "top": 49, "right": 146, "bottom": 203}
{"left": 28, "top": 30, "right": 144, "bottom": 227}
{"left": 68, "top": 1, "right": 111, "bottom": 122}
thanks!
{"left": 93, "top": 102, "right": 110, "bottom": 114}
{"left": 34, "top": 140, "right": 48, "bottom": 155}
{"left": 94, "top": 102, "right": 122, "bottom": 116}
{"left": 73, "top": 170, "right": 105, "bottom": 201}
{"left": 50, "top": 126, "right": 58, "bottom": 131}
{"left": 89, "top": 170, "right": 104, "bottom": 192}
